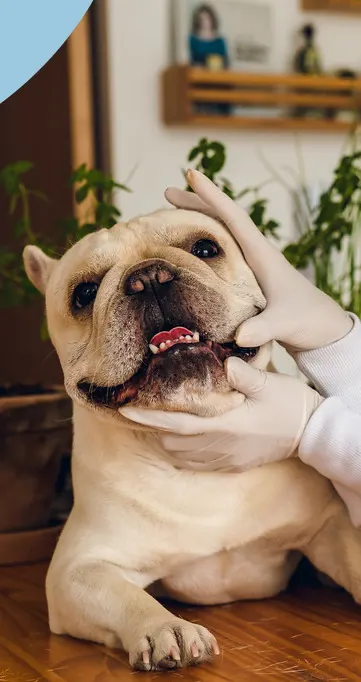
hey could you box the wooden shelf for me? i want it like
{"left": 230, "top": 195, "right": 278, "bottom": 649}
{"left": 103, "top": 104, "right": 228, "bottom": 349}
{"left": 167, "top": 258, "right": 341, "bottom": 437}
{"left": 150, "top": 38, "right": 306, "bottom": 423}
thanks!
{"left": 183, "top": 116, "right": 353, "bottom": 131}
{"left": 302, "top": 0, "right": 361, "bottom": 13}
{"left": 162, "top": 66, "right": 361, "bottom": 132}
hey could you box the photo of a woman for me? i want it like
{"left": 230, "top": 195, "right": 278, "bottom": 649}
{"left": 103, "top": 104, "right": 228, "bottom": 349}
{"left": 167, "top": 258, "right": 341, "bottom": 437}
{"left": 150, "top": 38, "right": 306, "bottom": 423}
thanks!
{"left": 189, "top": 4, "right": 229, "bottom": 70}
{"left": 188, "top": 3, "right": 231, "bottom": 115}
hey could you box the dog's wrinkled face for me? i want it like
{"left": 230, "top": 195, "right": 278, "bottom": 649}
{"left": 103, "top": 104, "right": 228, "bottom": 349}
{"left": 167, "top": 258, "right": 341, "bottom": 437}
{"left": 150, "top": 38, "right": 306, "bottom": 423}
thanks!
{"left": 24, "top": 209, "right": 271, "bottom": 417}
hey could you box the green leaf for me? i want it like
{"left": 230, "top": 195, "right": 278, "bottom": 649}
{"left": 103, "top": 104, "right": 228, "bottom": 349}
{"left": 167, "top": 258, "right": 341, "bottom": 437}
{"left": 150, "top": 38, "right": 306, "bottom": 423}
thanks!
{"left": 266, "top": 219, "right": 279, "bottom": 232}
{"left": 199, "top": 138, "right": 208, "bottom": 151}
{"left": 209, "top": 141, "right": 224, "bottom": 154}
{"left": 101, "top": 177, "right": 117, "bottom": 192}
{"left": 40, "top": 317, "right": 49, "bottom": 341}
{"left": 70, "top": 163, "right": 87, "bottom": 184}
{"left": 283, "top": 242, "right": 310, "bottom": 270}
{"left": 9, "top": 194, "right": 19, "bottom": 215}
{"left": 235, "top": 187, "right": 252, "bottom": 201}
{"left": 75, "top": 184, "right": 89, "bottom": 203}
{"left": 114, "top": 182, "right": 131, "bottom": 193}
{"left": 249, "top": 200, "right": 266, "bottom": 227}
{"left": 200, "top": 142, "right": 226, "bottom": 176}
{"left": 0, "top": 249, "right": 16, "bottom": 267}
{"left": 108, "top": 204, "right": 121, "bottom": 218}
{"left": 29, "top": 189, "right": 48, "bottom": 202}
{"left": 0, "top": 161, "right": 34, "bottom": 195}
{"left": 84, "top": 169, "right": 106, "bottom": 186}
{"left": 262, "top": 219, "right": 280, "bottom": 239}
{"left": 0, "top": 167, "right": 20, "bottom": 195}
{"left": 14, "top": 217, "right": 29, "bottom": 237}
{"left": 95, "top": 202, "right": 119, "bottom": 228}
{"left": 12, "top": 160, "right": 34, "bottom": 174}
{"left": 58, "top": 217, "right": 79, "bottom": 237}
{"left": 78, "top": 223, "right": 98, "bottom": 238}
{"left": 221, "top": 179, "right": 235, "bottom": 199}
{"left": 188, "top": 147, "right": 200, "bottom": 162}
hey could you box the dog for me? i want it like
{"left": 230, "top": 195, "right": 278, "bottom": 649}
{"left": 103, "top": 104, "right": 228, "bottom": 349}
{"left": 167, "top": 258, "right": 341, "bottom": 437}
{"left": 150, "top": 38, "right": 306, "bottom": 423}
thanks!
{"left": 24, "top": 209, "right": 361, "bottom": 672}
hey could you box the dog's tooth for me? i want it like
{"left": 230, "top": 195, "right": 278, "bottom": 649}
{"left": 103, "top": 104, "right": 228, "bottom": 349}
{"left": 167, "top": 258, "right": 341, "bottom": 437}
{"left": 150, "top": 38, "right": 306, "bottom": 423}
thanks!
{"left": 166, "top": 339, "right": 171, "bottom": 345}
{"left": 193, "top": 331, "right": 200, "bottom": 342}
{"left": 185, "top": 335, "right": 192, "bottom": 340}
{"left": 179, "top": 335, "right": 185, "bottom": 340}
{"left": 160, "top": 342, "right": 166, "bottom": 350}
{"left": 149, "top": 344, "right": 159, "bottom": 355}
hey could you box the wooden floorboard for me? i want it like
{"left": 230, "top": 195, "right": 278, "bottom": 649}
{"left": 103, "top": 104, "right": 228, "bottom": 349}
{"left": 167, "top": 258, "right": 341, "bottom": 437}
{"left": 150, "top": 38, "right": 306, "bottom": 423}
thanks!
{"left": 1, "top": 562, "right": 361, "bottom": 680}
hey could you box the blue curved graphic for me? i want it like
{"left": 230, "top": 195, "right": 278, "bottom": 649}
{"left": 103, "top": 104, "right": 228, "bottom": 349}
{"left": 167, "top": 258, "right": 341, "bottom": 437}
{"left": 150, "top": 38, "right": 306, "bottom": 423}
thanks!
{"left": 0, "top": 0, "right": 94, "bottom": 103}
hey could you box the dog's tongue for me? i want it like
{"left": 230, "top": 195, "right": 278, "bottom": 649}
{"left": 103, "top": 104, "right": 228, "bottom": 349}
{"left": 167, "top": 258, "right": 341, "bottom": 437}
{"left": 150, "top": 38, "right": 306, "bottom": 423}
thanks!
{"left": 150, "top": 327, "right": 193, "bottom": 346}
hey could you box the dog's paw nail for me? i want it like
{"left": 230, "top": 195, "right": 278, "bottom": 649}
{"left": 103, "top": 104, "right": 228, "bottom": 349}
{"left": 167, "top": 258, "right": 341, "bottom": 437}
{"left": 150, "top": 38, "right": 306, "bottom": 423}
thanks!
{"left": 212, "top": 640, "right": 220, "bottom": 655}
{"left": 170, "top": 646, "right": 181, "bottom": 661}
{"left": 142, "top": 650, "right": 150, "bottom": 666}
{"left": 191, "top": 642, "right": 200, "bottom": 658}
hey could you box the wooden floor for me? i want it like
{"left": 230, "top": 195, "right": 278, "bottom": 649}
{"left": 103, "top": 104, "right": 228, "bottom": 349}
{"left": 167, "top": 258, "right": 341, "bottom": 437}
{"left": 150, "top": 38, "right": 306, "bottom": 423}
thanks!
{"left": 1, "top": 563, "right": 361, "bottom": 681}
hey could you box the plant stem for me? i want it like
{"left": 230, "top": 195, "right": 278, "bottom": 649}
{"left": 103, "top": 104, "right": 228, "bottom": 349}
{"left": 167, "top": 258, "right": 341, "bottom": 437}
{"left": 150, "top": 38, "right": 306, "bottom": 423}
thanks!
{"left": 19, "top": 183, "right": 36, "bottom": 242}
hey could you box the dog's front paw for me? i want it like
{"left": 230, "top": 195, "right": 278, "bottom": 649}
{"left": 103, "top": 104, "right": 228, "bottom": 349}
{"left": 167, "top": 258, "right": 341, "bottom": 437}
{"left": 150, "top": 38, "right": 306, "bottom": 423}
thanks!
{"left": 129, "top": 618, "right": 219, "bottom": 671}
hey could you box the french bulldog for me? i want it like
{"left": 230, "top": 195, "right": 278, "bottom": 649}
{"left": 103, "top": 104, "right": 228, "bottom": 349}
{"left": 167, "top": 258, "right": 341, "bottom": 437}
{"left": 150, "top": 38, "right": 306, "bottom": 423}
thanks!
{"left": 24, "top": 209, "right": 361, "bottom": 672}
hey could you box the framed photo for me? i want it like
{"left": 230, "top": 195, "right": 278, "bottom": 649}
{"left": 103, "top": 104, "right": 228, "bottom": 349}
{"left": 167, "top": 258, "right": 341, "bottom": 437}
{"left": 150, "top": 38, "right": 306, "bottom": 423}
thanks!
{"left": 171, "top": 0, "right": 274, "bottom": 72}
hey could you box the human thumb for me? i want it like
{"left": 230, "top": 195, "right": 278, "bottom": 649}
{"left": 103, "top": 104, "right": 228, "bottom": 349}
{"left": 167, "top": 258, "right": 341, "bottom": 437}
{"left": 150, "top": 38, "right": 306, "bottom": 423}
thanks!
{"left": 235, "top": 309, "right": 275, "bottom": 348}
{"left": 226, "top": 357, "right": 266, "bottom": 395}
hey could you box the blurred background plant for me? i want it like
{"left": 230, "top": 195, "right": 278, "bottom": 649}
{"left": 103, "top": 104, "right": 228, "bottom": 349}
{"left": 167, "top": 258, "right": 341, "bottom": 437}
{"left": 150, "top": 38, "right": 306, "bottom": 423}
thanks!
{"left": 185, "top": 138, "right": 280, "bottom": 240}
{"left": 0, "top": 162, "right": 130, "bottom": 313}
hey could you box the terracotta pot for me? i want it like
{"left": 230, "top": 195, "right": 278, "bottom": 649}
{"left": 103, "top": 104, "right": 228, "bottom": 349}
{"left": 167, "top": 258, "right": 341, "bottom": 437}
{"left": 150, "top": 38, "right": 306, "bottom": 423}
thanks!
{"left": 0, "top": 522, "right": 63, "bottom": 565}
{"left": 0, "top": 386, "right": 72, "bottom": 533}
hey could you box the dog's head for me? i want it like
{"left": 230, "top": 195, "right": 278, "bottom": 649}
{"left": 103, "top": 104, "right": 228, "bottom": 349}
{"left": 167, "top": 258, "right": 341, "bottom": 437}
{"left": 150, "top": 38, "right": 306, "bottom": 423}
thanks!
{"left": 24, "top": 209, "right": 271, "bottom": 417}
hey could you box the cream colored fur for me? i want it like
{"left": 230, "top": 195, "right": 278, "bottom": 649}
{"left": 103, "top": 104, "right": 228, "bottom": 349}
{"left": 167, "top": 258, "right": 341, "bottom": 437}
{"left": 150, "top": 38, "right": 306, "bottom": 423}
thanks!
{"left": 23, "top": 209, "right": 361, "bottom": 672}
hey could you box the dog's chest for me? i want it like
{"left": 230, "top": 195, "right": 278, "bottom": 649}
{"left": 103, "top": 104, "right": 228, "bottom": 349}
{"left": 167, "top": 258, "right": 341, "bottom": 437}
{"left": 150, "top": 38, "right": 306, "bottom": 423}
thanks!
{"left": 116, "top": 474, "right": 241, "bottom": 565}
{"left": 86, "top": 466, "right": 250, "bottom": 580}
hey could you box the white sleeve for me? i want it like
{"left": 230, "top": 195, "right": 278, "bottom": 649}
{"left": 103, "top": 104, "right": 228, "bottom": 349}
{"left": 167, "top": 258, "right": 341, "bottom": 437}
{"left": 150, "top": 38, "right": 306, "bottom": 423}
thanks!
{"left": 296, "top": 314, "right": 361, "bottom": 412}
{"left": 299, "top": 396, "right": 361, "bottom": 527}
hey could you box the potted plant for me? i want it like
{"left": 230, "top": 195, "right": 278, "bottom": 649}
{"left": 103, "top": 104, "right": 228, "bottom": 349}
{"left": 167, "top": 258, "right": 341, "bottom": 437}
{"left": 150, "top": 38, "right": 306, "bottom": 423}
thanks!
{"left": 0, "top": 161, "right": 130, "bottom": 564}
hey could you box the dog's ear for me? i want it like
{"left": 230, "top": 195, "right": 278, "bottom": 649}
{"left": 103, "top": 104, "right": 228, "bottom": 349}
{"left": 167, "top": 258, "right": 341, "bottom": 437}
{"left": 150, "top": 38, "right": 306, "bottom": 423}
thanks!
{"left": 23, "top": 245, "right": 57, "bottom": 295}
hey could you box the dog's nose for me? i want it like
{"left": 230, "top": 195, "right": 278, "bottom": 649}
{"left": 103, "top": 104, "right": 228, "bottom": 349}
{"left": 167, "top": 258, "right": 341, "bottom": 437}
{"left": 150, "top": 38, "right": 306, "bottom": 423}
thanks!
{"left": 125, "top": 261, "right": 176, "bottom": 295}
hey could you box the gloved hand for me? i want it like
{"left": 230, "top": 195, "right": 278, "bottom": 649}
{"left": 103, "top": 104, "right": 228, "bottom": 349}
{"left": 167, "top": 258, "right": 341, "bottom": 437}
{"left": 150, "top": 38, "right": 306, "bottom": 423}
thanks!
{"left": 120, "top": 358, "right": 323, "bottom": 472}
{"left": 166, "top": 170, "right": 353, "bottom": 353}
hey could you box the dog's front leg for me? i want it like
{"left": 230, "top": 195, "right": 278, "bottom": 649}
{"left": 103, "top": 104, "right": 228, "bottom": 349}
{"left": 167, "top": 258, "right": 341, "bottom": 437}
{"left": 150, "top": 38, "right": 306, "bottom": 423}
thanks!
{"left": 48, "top": 560, "right": 218, "bottom": 671}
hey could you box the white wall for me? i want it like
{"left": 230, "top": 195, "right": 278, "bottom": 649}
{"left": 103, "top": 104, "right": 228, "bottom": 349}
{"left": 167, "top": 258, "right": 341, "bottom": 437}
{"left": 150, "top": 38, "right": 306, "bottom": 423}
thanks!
{"left": 105, "top": 0, "right": 361, "bottom": 373}
{"left": 106, "top": 0, "right": 361, "bottom": 234}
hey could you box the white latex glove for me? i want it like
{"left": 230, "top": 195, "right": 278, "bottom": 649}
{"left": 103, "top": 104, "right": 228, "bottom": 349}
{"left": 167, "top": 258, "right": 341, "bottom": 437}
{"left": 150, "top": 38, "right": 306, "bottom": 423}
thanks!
{"left": 120, "top": 358, "right": 323, "bottom": 472}
{"left": 166, "top": 170, "right": 352, "bottom": 353}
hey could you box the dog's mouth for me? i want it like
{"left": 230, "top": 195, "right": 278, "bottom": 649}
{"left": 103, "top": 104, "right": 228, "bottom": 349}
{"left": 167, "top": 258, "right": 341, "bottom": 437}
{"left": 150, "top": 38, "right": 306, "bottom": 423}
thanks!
{"left": 78, "top": 326, "right": 259, "bottom": 409}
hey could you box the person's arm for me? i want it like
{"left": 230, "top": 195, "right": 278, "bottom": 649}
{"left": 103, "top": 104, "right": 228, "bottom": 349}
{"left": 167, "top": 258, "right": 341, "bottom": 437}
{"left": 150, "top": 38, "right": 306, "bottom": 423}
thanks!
{"left": 299, "top": 397, "right": 361, "bottom": 526}
{"left": 296, "top": 314, "right": 361, "bottom": 413}
{"left": 122, "top": 359, "right": 361, "bottom": 527}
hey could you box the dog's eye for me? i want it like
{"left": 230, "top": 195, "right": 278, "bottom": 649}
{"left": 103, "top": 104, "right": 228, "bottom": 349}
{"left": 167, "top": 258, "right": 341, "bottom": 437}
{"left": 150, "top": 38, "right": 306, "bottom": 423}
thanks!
{"left": 191, "top": 239, "right": 219, "bottom": 259}
{"left": 73, "top": 282, "right": 99, "bottom": 310}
